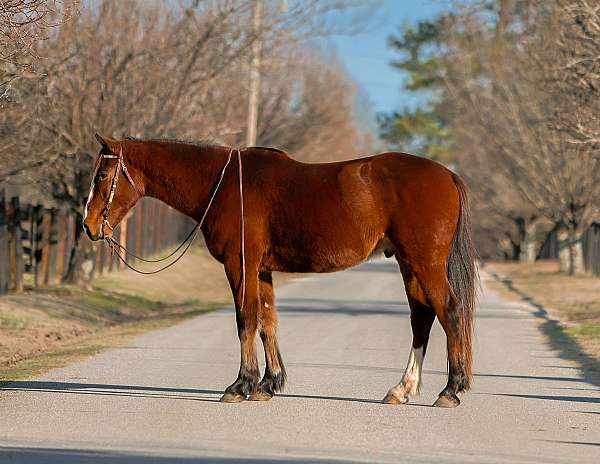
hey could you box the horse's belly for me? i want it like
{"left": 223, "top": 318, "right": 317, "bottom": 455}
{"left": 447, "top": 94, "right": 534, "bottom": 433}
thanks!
{"left": 268, "top": 229, "right": 383, "bottom": 273}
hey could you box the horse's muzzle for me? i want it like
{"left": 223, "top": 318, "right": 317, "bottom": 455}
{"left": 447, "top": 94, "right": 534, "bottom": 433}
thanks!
{"left": 83, "top": 222, "right": 102, "bottom": 241}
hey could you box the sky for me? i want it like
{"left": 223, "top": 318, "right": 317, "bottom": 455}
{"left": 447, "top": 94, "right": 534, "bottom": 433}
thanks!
{"left": 324, "top": 0, "right": 448, "bottom": 131}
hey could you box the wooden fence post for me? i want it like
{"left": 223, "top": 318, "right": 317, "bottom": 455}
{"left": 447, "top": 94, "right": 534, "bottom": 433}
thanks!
{"left": 22, "top": 205, "right": 33, "bottom": 273}
{"left": 0, "top": 189, "right": 8, "bottom": 295}
{"left": 117, "top": 218, "right": 127, "bottom": 270}
{"left": 36, "top": 208, "right": 51, "bottom": 287}
{"left": 96, "top": 243, "right": 104, "bottom": 276}
{"left": 127, "top": 210, "right": 136, "bottom": 267}
{"left": 55, "top": 210, "right": 67, "bottom": 281}
{"left": 62, "top": 212, "right": 75, "bottom": 281}
{"left": 44, "top": 209, "right": 59, "bottom": 286}
{"left": 136, "top": 204, "right": 144, "bottom": 263}
{"left": 8, "top": 197, "right": 24, "bottom": 292}
{"left": 32, "top": 205, "right": 43, "bottom": 286}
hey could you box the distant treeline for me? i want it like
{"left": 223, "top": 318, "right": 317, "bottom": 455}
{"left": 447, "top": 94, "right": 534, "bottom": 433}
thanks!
{"left": 380, "top": 0, "right": 600, "bottom": 275}
{"left": 1, "top": 0, "right": 373, "bottom": 284}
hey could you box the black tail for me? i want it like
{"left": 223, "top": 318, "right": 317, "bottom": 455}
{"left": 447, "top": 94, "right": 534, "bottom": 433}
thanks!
{"left": 447, "top": 174, "right": 478, "bottom": 391}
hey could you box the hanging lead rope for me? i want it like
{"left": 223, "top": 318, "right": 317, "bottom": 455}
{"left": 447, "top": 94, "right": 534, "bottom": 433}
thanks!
{"left": 105, "top": 147, "right": 241, "bottom": 276}
{"left": 238, "top": 148, "right": 246, "bottom": 310}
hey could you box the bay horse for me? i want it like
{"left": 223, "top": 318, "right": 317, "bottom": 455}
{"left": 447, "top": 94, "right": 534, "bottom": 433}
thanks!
{"left": 83, "top": 134, "right": 477, "bottom": 408}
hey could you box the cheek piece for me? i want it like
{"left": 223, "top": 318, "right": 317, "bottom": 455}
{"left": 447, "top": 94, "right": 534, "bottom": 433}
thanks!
{"left": 98, "top": 146, "right": 138, "bottom": 239}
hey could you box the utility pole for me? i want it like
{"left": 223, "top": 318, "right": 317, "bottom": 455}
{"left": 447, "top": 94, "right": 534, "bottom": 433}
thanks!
{"left": 246, "top": 0, "right": 263, "bottom": 147}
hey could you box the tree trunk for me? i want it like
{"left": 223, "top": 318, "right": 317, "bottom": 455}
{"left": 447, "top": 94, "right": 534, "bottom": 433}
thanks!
{"left": 511, "top": 240, "right": 521, "bottom": 261}
{"left": 558, "top": 227, "right": 585, "bottom": 275}
{"left": 513, "top": 216, "right": 526, "bottom": 262}
{"left": 64, "top": 211, "right": 96, "bottom": 286}
{"left": 520, "top": 221, "right": 537, "bottom": 264}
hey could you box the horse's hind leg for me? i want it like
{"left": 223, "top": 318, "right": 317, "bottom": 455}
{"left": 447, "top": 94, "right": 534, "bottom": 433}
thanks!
{"left": 383, "top": 265, "right": 435, "bottom": 405}
{"left": 397, "top": 261, "right": 470, "bottom": 408}
{"left": 432, "top": 297, "right": 470, "bottom": 408}
{"left": 249, "top": 271, "right": 287, "bottom": 401}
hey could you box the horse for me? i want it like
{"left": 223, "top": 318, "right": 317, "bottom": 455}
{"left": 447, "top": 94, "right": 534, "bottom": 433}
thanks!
{"left": 83, "top": 134, "right": 477, "bottom": 408}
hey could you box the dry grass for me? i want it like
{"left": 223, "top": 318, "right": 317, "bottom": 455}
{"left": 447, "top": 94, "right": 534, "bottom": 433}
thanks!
{"left": 0, "top": 246, "right": 231, "bottom": 381}
{"left": 486, "top": 260, "right": 600, "bottom": 361}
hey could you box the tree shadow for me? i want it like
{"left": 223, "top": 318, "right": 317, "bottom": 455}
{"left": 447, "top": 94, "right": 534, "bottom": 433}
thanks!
{"left": 475, "top": 392, "right": 600, "bottom": 405}
{"left": 277, "top": 301, "right": 410, "bottom": 317}
{"left": 539, "top": 440, "right": 600, "bottom": 447}
{"left": 0, "top": 380, "right": 403, "bottom": 407}
{"left": 276, "top": 298, "right": 534, "bottom": 319}
{"left": 0, "top": 446, "right": 352, "bottom": 464}
{"left": 488, "top": 272, "right": 600, "bottom": 388}
{"left": 469, "top": 371, "right": 595, "bottom": 383}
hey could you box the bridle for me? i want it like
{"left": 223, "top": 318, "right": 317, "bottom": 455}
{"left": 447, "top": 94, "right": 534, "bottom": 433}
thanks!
{"left": 91, "top": 146, "right": 246, "bottom": 307}
{"left": 97, "top": 146, "right": 138, "bottom": 239}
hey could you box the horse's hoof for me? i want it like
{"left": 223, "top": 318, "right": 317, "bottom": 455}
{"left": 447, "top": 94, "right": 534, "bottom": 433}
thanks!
{"left": 433, "top": 394, "right": 460, "bottom": 408}
{"left": 219, "top": 392, "right": 246, "bottom": 403}
{"left": 248, "top": 390, "right": 273, "bottom": 401}
{"left": 382, "top": 392, "right": 408, "bottom": 405}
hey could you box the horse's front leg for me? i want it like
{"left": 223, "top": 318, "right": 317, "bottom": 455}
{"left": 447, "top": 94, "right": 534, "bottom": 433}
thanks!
{"left": 220, "top": 262, "right": 260, "bottom": 403}
{"left": 249, "top": 271, "right": 286, "bottom": 401}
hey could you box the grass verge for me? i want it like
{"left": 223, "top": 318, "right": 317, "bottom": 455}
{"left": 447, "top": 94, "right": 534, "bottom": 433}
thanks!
{"left": 0, "top": 247, "right": 230, "bottom": 382}
{"left": 486, "top": 260, "right": 600, "bottom": 386}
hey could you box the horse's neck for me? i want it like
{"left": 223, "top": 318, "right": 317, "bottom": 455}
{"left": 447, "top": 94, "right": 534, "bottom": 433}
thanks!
{"left": 132, "top": 143, "right": 228, "bottom": 220}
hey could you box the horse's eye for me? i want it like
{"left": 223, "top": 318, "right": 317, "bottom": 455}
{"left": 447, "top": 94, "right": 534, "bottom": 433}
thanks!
{"left": 97, "top": 170, "right": 108, "bottom": 182}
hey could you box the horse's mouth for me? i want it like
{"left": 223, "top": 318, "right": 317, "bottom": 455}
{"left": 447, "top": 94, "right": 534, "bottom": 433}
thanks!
{"left": 83, "top": 222, "right": 102, "bottom": 241}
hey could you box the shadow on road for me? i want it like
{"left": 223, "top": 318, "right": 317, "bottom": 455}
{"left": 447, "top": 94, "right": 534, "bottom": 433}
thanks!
{"left": 278, "top": 299, "right": 410, "bottom": 317}
{"left": 483, "top": 392, "right": 600, "bottom": 405}
{"left": 540, "top": 440, "right": 600, "bottom": 447}
{"left": 1, "top": 380, "right": 410, "bottom": 407}
{"left": 488, "top": 272, "right": 600, "bottom": 388}
{"left": 470, "top": 371, "right": 593, "bottom": 383}
{"left": 276, "top": 298, "right": 533, "bottom": 320}
{"left": 0, "top": 447, "right": 352, "bottom": 464}
{"left": 346, "top": 259, "right": 398, "bottom": 273}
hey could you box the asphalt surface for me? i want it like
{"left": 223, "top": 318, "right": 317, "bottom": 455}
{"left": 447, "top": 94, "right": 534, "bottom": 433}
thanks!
{"left": 0, "top": 258, "right": 599, "bottom": 463}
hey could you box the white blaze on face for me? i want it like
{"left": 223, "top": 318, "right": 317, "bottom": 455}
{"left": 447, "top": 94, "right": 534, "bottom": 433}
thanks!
{"left": 83, "top": 179, "right": 95, "bottom": 223}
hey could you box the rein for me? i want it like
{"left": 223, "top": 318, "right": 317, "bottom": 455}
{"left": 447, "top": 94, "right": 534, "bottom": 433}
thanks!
{"left": 99, "top": 148, "right": 246, "bottom": 306}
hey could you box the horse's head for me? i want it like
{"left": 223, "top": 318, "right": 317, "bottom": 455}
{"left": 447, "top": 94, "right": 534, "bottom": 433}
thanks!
{"left": 83, "top": 133, "right": 140, "bottom": 241}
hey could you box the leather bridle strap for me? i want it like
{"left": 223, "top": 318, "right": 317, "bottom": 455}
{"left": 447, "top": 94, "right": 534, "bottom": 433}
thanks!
{"left": 105, "top": 148, "right": 242, "bottom": 279}
{"left": 101, "top": 146, "right": 138, "bottom": 237}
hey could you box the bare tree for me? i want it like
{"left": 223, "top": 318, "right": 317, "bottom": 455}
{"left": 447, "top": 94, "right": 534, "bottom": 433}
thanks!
{"left": 0, "top": 0, "right": 79, "bottom": 97}
{"left": 1, "top": 0, "right": 373, "bottom": 283}
{"left": 439, "top": 0, "right": 600, "bottom": 273}
{"left": 551, "top": 0, "right": 600, "bottom": 148}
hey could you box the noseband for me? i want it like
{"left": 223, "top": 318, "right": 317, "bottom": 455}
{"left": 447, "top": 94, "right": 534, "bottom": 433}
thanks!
{"left": 97, "top": 146, "right": 138, "bottom": 238}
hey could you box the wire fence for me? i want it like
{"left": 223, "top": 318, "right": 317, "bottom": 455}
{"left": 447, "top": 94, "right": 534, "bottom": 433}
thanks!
{"left": 0, "top": 189, "right": 194, "bottom": 295}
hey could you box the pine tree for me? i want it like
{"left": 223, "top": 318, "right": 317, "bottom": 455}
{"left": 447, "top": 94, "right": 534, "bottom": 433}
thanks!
{"left": 378, "top": 19, "right": 450, "bottom": 161}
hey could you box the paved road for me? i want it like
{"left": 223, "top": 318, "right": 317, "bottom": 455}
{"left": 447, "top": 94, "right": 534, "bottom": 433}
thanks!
{"left": 0, "top": 259, "right": 599, "bottom": 463}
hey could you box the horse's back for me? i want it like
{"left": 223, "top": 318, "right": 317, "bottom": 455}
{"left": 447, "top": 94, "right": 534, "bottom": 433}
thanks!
{"left": 251, "top": 150, "right": 459, "bottom": 273}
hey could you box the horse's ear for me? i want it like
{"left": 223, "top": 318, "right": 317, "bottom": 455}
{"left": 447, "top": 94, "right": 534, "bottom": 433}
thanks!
{"left": 95, "top": 133, "right": 108, "bottom": 146}
{"left": 94, "top": 133, "right": 119, "bottom": 153}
